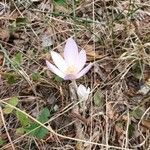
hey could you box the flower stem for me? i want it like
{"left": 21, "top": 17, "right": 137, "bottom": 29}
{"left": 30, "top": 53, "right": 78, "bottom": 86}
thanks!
{"left": 71, "top": 80, "right": 78, "bottom": 91}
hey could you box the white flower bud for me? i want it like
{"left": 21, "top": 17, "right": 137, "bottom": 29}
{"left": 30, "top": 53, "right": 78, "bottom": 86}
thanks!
{"left": 77, "top": 84, "right": 90, "bottom": 100}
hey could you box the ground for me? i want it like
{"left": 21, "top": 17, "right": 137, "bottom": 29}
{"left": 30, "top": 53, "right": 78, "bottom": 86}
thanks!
{"left": 0, "top": 0, "right": 150, "bottom": 150}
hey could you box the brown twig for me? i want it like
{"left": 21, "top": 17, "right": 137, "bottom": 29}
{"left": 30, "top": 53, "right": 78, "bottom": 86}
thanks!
{"left": 0, "top": 106, "right": 15, "bottom": 150}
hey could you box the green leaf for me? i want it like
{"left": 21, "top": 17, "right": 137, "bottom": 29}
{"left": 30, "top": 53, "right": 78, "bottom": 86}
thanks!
{"left": 54, "top": 75, "right": 63, "bottom": 82}
{"left": 128, "top": 124, "right": 135, "bottom": 138}
{"left": 35, "top": 127, "right": 48, "bottom": 139}
{"left": 33, "top": 125, "right": 48, "bottom": 139}
{"left": 130, "top": 108, "right": 144, "bottom": 119}
{"left": 0, "top": 138, "right": 5, "bottom": 146}
{"left": 16, "top": 127, "right": 25, "bottom": 134}
{"left": 25, "top": 107, "right": 50, "bottom": 139}
{"left": 37, "top": 107, "right": 50, "bottom": 123}
{"left": 25, "top": 122, "right": 49, "bottom": 139}
{"left": 16, "top": 110, "right": 30, "bottom": 127}
{"left": 12, "top": 52, "right": 23, "bottom": 66}
{"left": 132, "top": 61, "right": 142, "bottom": 80}
{"left": 93, "top": 90, "right": 104, "bottom": 107}
{"left": 9, "top": 21, "right": 17, "bottom": 32}
{"left": 9, "top": 17, "right": 27, "bottom": 31}
{"left": 4, "top": 72, "right": 18, "bottom": 84}
{"left": 16, "top": 17, "right": 27, "bottom": 27}
{"left": 54, "top": 0, "right": 66, "bottom": 5}
{"left": 31, "top": 72, "right": 41, "bottom": 81}
{"left": 25, "top": 123, "right": 38, "bottom": 135}
{"left": 3, "top": 97, "right": 19, "bottom": 114}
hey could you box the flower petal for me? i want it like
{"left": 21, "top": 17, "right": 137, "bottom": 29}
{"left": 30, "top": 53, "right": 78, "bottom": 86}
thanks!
{"left": 64, "top": 38, "right": 78, "bottom": 65}
{"left": 76, "top": 63, "right": 93, "bottom": 79}
{"left": 77, "top": 50, "right": 86, "bottom": 72}
{"left": 77, "top": 84, "right": 86, "bottom": 97}
{"left": 87, "top": 87, "right": 90, "bottom": 94}
{"left": 77, "top": 84, "right": 90, "bottom": 100}
{"left": 46, "top": 60, "right": 65, "bottom": 78}
{"left": 64, "top": 74, "right": 77, "bottom": 80}
{"left": 51, "top": 51, "right": 67, "bottom": 72}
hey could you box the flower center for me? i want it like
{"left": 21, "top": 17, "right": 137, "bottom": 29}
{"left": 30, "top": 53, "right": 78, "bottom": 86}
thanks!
{"left": 65, "top": 65, "right": 77, "bottom": 74}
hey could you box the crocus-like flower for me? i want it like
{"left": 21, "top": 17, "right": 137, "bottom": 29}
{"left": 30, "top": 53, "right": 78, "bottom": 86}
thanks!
{"left": 77, "top": 84, "right": 90, "bottom": 100}
{"left": 46, "top": 38, "right": 92, "bottom": 80}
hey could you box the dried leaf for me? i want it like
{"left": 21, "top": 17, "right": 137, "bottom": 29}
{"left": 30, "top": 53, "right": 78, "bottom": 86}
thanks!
{"left": 141, "top": 120, "right": 150, "bottom": 130}
{"left": 0, "top": 52, "right": 4, "bottom": 66}
{"left": 107, "top": 103, "right": 115, "bottom": 120}
{"left": 115, "top": 122, "right": 124, "bottom": 135}
{"left": 0, "top": 28, "right": 10, "bottom": 41}
{"left": 84, "top": 45, "right": 103, "bottom": 61}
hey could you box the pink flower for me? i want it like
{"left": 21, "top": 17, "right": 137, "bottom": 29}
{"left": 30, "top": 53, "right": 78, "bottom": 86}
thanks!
{"left": 46, "top": 38, "right": 92, "bottom": 80}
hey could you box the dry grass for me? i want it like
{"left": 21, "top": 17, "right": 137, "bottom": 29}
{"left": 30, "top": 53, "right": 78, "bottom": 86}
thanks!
{"left": 0, "top": 0, "right": 150, "bottom": 150}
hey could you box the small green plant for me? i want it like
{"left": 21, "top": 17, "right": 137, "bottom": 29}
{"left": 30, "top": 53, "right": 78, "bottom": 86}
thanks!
{"left": 3, "top": 97, "right": 19, "bottom": 114}
{"left": 31, "top": 72, "right": 41, "bottom": 81}
{"left": 9, "top": 17, "right": 27, "bottom": 31}
{"left": 4, "top": 72, "right": 18, "bottom": 84}
{"left": 130, "top": 107, "right": 144, "bottom": 119}
{"left": 25, "top": 107, "right": 50, "bottom": 139}
{"left": 93, "top": 90, "right": 104, "bottom": 107}
{"left": 11, "top": 52, "right": 23, "bottom": 67}
{"left": 3, "top": 99, "right": 50, "bottom": 139}
{"left": 0, "top": 138, "right": 5, "bottom": 146}
{"left": 54, "top": 0, "right": 66, "bottom": 5}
